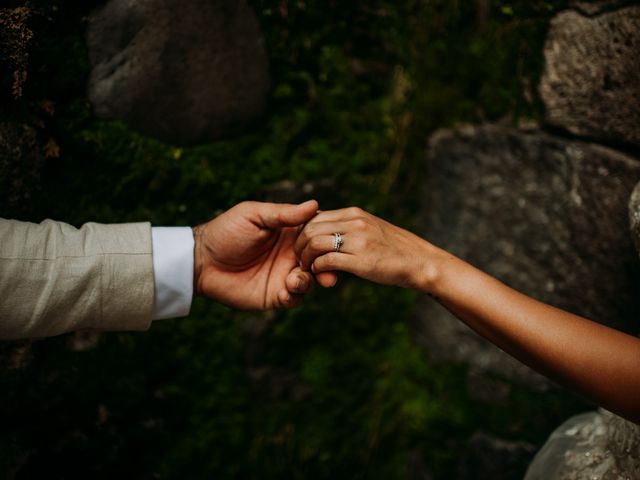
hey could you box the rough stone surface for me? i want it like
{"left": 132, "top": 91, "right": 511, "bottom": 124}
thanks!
{"left": 540, "top": 6, "right": 640, "bottom": 147}
{"left": 87, "top": 0, "right": 270, "bottom": 145}
{"left": 571, "top": 0, "right": 639, "bottom": 16}
{"left": 415, "top": 125, "right": 640, "bottom": 388}
{"left": 629, "top": 181, "right": 640, "bottom": 256}
{"left": 524, "top": 409, "right": 640, "bottom": 480}
{"left": 0, "top": 122, "right": 43, "bottom": 209}
{"left": 524, "top": 411, "right": 605, "bottom": 480}
{"left": 458, "top": 431, "right": 536, "bottom": 480}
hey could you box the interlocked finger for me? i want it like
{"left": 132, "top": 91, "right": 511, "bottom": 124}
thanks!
{"left": 295, "top": 220, "right": 354, "bottom": 263}
{"left": 299, "top": 233, "right": 351, "bottom": 271}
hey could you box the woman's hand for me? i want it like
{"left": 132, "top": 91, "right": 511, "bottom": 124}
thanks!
{"left": 298, "top": 207, "right": 640, "bottom": 425}
{"left": 295, "top": 207, "right": 442, "bottom": 289}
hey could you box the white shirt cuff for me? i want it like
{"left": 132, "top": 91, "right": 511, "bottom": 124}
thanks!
{"left": 151, "top": 227, "right": 194, "bottom": 320}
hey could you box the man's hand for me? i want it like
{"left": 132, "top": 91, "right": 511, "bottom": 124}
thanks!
{"left": 193, "top": 200, "right": 332, "bottom": 310}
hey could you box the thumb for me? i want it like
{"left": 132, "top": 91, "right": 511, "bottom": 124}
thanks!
{"left": 315, "top": 271, "right": 338, "bottom": 288}
{"left": 255, "top": 199, "right": 319, "bottom": 229}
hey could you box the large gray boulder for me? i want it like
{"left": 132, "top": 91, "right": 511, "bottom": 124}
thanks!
{"left": 414, "top": 125, "right": 640, "bottom": 387}
{"left": 540, "top": 6, "right": 640, "bottom": 147}
{"left": 524, "top": 409, "right": 640, "bottom": 480}
{"left": 524, "top": 411, "right": 608, "bottom": 480}
{"left": 87, "top": 0, "right": 270, "bottom": 145}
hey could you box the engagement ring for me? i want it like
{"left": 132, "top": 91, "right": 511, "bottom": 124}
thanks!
{"left": 333, "top": 233, "right": 343, "bottom": 253}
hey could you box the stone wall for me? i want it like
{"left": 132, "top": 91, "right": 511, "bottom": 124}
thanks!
{"left": 415, "top": 0, "right": 640, "bottom": 389}
{"left": 413, "top": 3, "right": 640, "bottom": 478}
{"left": 415, "top": 125, "right": 640, "bottom": 388}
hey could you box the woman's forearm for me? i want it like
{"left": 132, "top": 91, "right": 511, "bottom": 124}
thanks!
{"left": 416, "top": 242, "right": 640, "bottom": 423}
{"left": 296, "top": 207, "right": 640, "bottom": 423}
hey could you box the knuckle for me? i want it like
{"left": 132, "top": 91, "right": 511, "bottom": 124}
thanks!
{"left": 297, "top": 230, "right": 310, "bottom": 244}
{"left": 303, "top": 224, "right": 315, "bottom": 237}
{"left": 353, "top": 218, "right": 368, "bottom": 230}
{"left": 309, "top": 236, "right": 323, "bottom": 250}
{"left": 347, "top": 206, "right": 363, "bottom": 216}
{"left": 324, "top": 252, "right": 338, "bottom": 268}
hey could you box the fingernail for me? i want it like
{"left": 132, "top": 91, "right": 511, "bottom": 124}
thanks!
{"left": 330, "top": 276, "right": 338, "bottom": 287}
{"left": 296, "top": 276, "right": 304, "bottom": 291}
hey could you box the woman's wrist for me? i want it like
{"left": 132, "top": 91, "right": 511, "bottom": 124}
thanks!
{"left": 409, "top": 241, "right": 455, "bottom": 296}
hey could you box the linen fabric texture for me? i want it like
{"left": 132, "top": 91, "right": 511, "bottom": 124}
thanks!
{"left": 0, "top": 219, "right": 155, "bottom": 339}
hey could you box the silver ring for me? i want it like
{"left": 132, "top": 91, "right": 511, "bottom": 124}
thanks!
{"left": 333, "top": 232, "right": 343, "bottom": 253}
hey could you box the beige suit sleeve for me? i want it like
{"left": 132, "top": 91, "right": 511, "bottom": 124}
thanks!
{"left": 0, "top": 218, "right": 154, "bottom": 340}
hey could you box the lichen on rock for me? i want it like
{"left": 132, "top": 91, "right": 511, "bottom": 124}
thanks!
{"left": 0, "top": 6, "right": 33, "bottom": 98}
{"left": 540, "top": 6, "right": 640, "bottom": 148}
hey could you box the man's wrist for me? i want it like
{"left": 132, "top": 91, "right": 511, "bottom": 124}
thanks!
{"left": 192, "top": 224, "right": 205, "bottom": 296}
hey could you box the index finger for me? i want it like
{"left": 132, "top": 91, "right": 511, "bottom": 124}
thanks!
{"left": 295, "top": 208, "right": 367, "bottom": 264}
{"left": 305, "top": 207, "right": 364, "bottom": 225}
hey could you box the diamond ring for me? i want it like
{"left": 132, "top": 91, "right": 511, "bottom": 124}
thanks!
{"left": 333, "top": 233, "right": 343, "bottom": 253}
